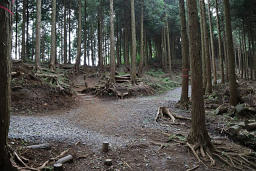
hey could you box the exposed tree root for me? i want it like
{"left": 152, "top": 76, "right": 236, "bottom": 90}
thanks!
{"left": 156, "top": 107, "right": 191, "bottom": 122}
{"left": 185, "top": 142, "right": 256, "bottom": 170}
{"left": 186, "top": 142, "right": 207, "bottom": 168}
{"left": 186, "top": 165, "right": 199, "bottom": 171}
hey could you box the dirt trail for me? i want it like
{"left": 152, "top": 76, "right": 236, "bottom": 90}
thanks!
{"left": 9, "top": 75, "right": 188, "bottom": 150}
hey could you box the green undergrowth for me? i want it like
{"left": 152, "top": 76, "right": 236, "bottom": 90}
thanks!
{"left": 144, "top": 69, "right": 180, "bottom": 93}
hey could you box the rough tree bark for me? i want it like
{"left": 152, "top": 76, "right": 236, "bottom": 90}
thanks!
{"left": 0, "top": 1, "right": 16, "bottom": 170}
{"left": 131, "top": 0, "right": 137, "bottom": 84}
{"left": 187, "top": 0, "right": 212, "bottom": 149}
{"left": 83, "top": 0, "right": 87, "bottom": 67}
{"left": 200, "top": 0, "right": 212, "bottom": 94}
{"left": 75, "top": 0, "right": 82, "bottom": 72}
{"left": 110, "top": 0, "right": 116, "bottom": 83}
{"left": 26, "top": 1, "right": 29, "bottom": 59}
{"left": 207, "top": 0, "right": 217, "bottom": 85}
{"left": 98, "top": 0, "right": 103, "bottom": 69}
{"left": 50, "top": 0, "right": 56, "bottom": 71}
{"left": 166, "top": 22, "right": 172, "bottom": 77}
{"left": 179, "top": 0, "right": 189, "bottom": 104}
{"left": 138, "top": 0, "right": 144, "bottom": 75}
{"left": 63, "top": 0, "right": 67, "bottom": 64}
{"left": 215, "top": 0, "right": 225, "bottom": 84}
{"left": 21, "top": 0, "right": 27, "bottom": 61}
{"left": 199, "top": 2, "right": 207, "bottom": 91}
{"left": 223, "top": 0, "right": 240, "bottom": 106}
{"left": 68, "top": 0, "right": 71, "bottom": 64}
{"left": 35, "top": 0, "right": 41, "bottom": 70}
{"left": 124, "top": 27, "right": 129, "bottom": 70}
{"left": 15, "top": 0, "right": 18, "bottom": 60}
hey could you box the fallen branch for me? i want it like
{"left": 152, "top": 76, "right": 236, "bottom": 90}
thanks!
{"left": 50, "top": 149, "right": 70, "bottom": 161}
{"left": 37, "top": 160, "right": 49, "bottom": 170}
{"left": 56, "top": 155, "right": 73, "bottom": 164}
{"left": 26, "top": 143, "right": 51, "bottom": 150}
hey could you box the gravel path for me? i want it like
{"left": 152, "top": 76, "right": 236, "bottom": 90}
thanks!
{"left": 9, "top": 86, "right": 190, "bottom": 151}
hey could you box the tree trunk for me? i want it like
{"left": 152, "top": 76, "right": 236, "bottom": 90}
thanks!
{"left": 179, "top": 0, "right": 189, "bottom": 104}
{"left": 35, "top": 0, "right": 41, "bottom": 70}
{"left": 138, "top": 0, "right": 144, "bottom": 75}
{"left": 98, "top": 0, "right": 103, "bottom": 69}
{"left": 26, "top": 1, "right": 29, "bottom": 59}
{"left": 207, "top": 0, "right": 217, "bottom": 85}
{"left": 124, "top": 27, "right": 129, "bottom": 70}
{"left": 0, "top": 1, "right": 16, "bottom": 170}
{"left": 200, "top": 0, "right": 212, "bottom": 94}
{"left": 15, "top": 0, "right": 18, "bottom": 60}
{"left": 131, "top": 0, "right": 137, "bottom": 84}
{"left": 110, "top": 0, "right": 115, "bottom": 83}
{"left": 215, "top": 0, "right": 225, "bottom": 84}
{"left": 64, "top": 0, "right": 67, "bottom": 64}
{"left": 199, "top": 2, "right": 207, "bottom": 91}
{"left": 223, "top": 0, "right": 240, "bottom": 106}
{"left": 162, "top": 27, "right": 167, "bottom": 71}
{"left": 166, "top": 22, "right": 172, "bottom": 77}
{"left": 149, "top": 39, "right": 153, "bottom": 61}
{"left": 187, "top": 0, "right": 212, "bottom": 149}
{"left": 223, "top": 32, "right": 229, "bottom": 81}
{"left": 116, "top": 16, "right": 120, "bottom": 67}
{"left": 83, "top": 0, "right": 87, "bottom": 67}
{"left": 75, "top": 0, "right": 82, "bottom": 72}
{"left": 68, "top": 0, "right": 71, "bottom": 64}
{"left": 50, "top": 0, "right": 57, "bottom": 71}
{"left": 21, "top": 0, "right": 27, "bottom": 61}
{"left": 91, "top": 26, "right": 94, "bottom": 66}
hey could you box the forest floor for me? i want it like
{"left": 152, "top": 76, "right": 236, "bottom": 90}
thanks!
{"left": 8, "top": 64, "right": 256, "bottom": 171}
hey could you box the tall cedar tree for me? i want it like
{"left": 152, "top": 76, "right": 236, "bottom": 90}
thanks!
{"left": 179, "top": 0, "right": 189, "bottom": 104}
{"left": 200, "top": 0, "right": 212, "bottom": 94}
{"left": 21, "top": 0, "right": 27, "bottom": 61}
{"left": 110, "top": 0, "right": 116, "bottom": 83}
{"left": 75, "top": 0, "right": 82, "bottom": 72}
{"left": 187, "top": 0, "right": 212, "bottom": 149}
{"left": 166, "top": 22, "right": 172, "bottom": 77}
{"left": 83, "top": 0, "right": 87, "bottom": 67}
{"left": 50, "top": 0, "right": 57, "bottom": 71}
{"left": 207, "top": 0, "right": 217, "bottom": 85}
{"left": 223, "top": 0, "right": 240, "bottom": 106}
{"left": 215, "top": 0, "right": 225, "bottom": 83}
{"left": 98, "top": 0, "right": 103, "bottom": 69}
{"left": 35, "top": 0, "right": 42, "bottom": 70}
{"left": 0, "top": 1, "right": 16, "bottom": 170}
{"left": 138, "top": 0, "right": 144, "bottom": 75}
{"left": 64, "top": 0, "right": 67, "bottom": 64}
{"left": 131, "top": 0, "right": 137, "bottom": 84}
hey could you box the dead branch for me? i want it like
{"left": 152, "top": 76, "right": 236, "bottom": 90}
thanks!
{"left": 26, "top": 143, "right": 51, "bottom": 150}
{"left": 37, "top": 160, "right": 49, "bottom": 170}
{"left": 50, "top": 149, "right": 70, "bottom": 161}
{"left": 55, "top": 155, "right": 73, "bottom": 164}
